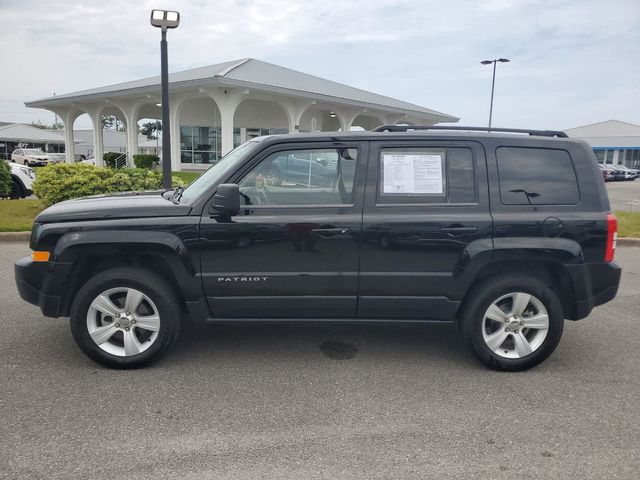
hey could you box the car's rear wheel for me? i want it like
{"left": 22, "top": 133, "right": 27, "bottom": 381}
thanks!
{"left": 461, "top": 274, "right": 564, "bottom": 371}
{"left": 70, "top": 267, "right": 181, "bottom": 368}
{"left": 23, "top": 160, "right": 29, "bottom": 167}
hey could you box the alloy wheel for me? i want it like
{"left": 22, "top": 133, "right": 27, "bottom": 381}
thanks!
{"left": 86, "top": 287, "right": 161, "bottom": 357}
{"left": 481, "top": 292, "right": 549, "bottom": 359}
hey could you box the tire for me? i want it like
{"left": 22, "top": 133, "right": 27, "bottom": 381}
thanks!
{"left": 70, "top": 267, "right": 181, "bottom": 368}
{"left": 10, "top": 179, "right": 23, "bottom": 199}
{"left": 461, "top": 274, "right": 564, "bottom": 371}
{"left": 23, "top": 160, "right": 29, "bottom": 167}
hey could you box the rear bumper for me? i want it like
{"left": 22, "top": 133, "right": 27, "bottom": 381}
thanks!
{"left": 565, "top": 261, "right": 621, "bottom": 320}
{"left": 15, "top": 256, "right": 70, "bottom": 317}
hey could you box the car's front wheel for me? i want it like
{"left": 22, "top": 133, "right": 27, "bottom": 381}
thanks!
{"left": 23, "top": 160, "right": 30, "bottom": 167}
{"left": 461, "top": 274, "right": 564, "bottom": 371}
{"left": 70, "top": 267, "right": 181, "bottom": 368}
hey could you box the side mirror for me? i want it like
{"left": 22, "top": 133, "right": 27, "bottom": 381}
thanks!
{"left": 211, "top": 183, "right": 240, "bottom": 216}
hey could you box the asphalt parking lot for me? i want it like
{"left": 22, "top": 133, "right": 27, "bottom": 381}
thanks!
{"left": 1, "top": 243, "right": 639, "bottom": 480}
{"left": 606, "top": 179, "right": 640, "bottom": 211}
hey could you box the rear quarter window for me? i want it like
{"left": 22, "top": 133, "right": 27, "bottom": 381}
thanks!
{"left": 496, "top": 147, "right": 579, "bottom": 205}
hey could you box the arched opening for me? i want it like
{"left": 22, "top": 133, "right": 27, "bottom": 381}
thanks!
{"left": 71, "top": 112, "right": 93, "bottom": 162}
{"left": 136, "top": 103, "right": 162, "bottom": 158}
{"left": 299, "top": 107, "right": 342, "bottom": 132}
{"left": 233, "top": 99, "right": 289, "bottom": 148}
{"left": 350, "top": 114, "right": 384, "bottom": 131}
{"left": 99, "top": 106, "right": 128, "bottom": 164}
{"left": 177, "top": 97, "right": 221, "bottom": 166}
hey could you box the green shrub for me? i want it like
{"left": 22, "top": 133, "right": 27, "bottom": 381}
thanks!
{"left": 0, "top": 160, "right": 11, "bottom": 197}
{"left": 133, "top": 154, "right": 159, "bottom": 169}
{"left": 103, "top": 152, "right": 122, "bottom": 168}
{"left": 33, "top": 163, "right": 185, "bottom": 206}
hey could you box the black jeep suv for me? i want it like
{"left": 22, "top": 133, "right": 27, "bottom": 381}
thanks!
{"left": 15, "top": 126, "right": 621, "bottom": 370}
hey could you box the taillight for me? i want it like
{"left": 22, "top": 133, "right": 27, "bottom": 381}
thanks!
{"left": 605, "top": 213, "right": 617, "bottom": 263}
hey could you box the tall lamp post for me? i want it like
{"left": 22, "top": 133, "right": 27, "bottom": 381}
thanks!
{"left": 480, "top": 58, "right": 510, "bottom": 130}
{"left": 150, "top": 9, "right": 180, "bottom": 190}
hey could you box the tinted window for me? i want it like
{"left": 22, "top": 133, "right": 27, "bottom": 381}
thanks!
{"left": 377, "top": 147, "right": 475, "bottom": 204}
{"left": 238, "top": 148, "right": 357, "bottom": 206}
{"left": 496, "top": 147, "right": 579, "bottom": 205}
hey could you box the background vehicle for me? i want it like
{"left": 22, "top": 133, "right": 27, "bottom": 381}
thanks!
{"left": 15, "top": 127, "right": 621, "bottom": 371}
{"left": 598, "top": 164, "right": 614, "bottom": 181}
{"left": 600, "top": 164, "right": 626, "bottom": 181}
{"left": 4, "top": 160, "right": 35, "bottom": 198}
{"left": 614, "top": 165, "right": 638, "bottom": 180}
{"left": 47, "top": 153, "right": 66, "bottom": 164}
{"left": 11, "top": 148, "right": 50, "bottom": 167}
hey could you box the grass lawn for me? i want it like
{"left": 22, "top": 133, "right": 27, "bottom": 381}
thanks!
{"left": 172, "top": 171, "right": 200, "bottom": 184}
{"left": 1, "top": 197, "right": 640, "bottom": 237}
{"left": 615, "top": 211, "right": 640, "bottom": 238}
{"left": 0, "top": 199, "right": 45, "bottom": 232}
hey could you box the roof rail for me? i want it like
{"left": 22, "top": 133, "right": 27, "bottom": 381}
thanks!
{"left": 372, "top": 125, "right": 568, "bottom": 138}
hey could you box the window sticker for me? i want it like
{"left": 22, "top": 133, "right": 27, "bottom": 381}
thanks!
{"left": 382, "top": 153, "right": 443, "bottom": 194}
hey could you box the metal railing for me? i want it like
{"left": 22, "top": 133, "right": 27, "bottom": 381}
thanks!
{"left": 114, "top": 153, "right": 127, "bottom": 169}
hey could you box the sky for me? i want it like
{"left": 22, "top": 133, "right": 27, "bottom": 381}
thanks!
{"left": 1, "top": 0, "right": 638, "bottom": 130}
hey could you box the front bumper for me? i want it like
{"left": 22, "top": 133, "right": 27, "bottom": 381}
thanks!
{"left": 15, "top": 256, "right": 70, "bottom": 317}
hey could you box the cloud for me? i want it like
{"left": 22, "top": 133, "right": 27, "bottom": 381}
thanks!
{"left": 0, "top": 0, "right": 638, "bottom": 129}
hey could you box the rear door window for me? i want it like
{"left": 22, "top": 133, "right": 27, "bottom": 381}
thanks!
{"left": 496, "top": 147, "right": 579, "bottom": 205}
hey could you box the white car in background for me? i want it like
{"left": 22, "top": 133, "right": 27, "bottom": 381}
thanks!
{"left": 11, "top": 148, "right": 50, "bottom": 167}
{"left": 4, "top": 160, "right": 35, "bottom": 199}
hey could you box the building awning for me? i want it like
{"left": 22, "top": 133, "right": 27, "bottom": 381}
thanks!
{"left": 0, "top": 123, "right": 65, "bottom": 143}
{"left": 25, "top": 58, "right": 458, "bottom": 123}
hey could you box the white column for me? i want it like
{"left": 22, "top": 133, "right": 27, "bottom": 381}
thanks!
{"left": 170, "top": 109, "right": 181, "bottom": 172}
{"left": 125, "top": 116, "right": 138, "bottom": 168}
{"left": 89, "top": 110, "right": 104, "bottom": 166}
{"left": 205, "top": 89, "right": 243, "bottom": 158}
{"left": 61, "top": 110, "right": 76, "bottom": 163}
{"left": 220, "top": 105, "right": 235, "bottom": 156}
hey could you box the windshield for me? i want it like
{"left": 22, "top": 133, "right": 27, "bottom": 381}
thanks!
{"left": 179, "top": 139, "right": 262, "bottom": 203}
{"left": 24, "top": 149, "right": 45, "bottom": 156}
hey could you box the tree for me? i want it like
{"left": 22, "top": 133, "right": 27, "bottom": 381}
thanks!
{"left": 101, "top": 115, "right": 125, "bottom": 132}
{"left": 140, "top": 120, "right": 162, "bottom": 140}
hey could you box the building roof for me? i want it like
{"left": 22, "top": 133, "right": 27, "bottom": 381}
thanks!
{"left": 0, "top": 123, "right": 65, "bottom": 143}
{"left": 564, "top": 119, "right": 640, "bottom": 138}
{"left": 26, "top": 58, "right": 458, "bottom": 122}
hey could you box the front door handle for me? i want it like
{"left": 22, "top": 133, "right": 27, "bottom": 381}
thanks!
{"left": 440, "top": 226, "right": 478, "bottom": 235}
{"left": 312, "top": 227, "right": 350, "bottom": 237}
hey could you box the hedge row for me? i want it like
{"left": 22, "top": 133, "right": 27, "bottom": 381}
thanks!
{"left": 0, "top": 160, "right": 10, "bottom": 197}
{"left": 102, "top": 152, "right": 160, "bottom": 169}
{"left": 32, "top": 163, "right": 184, "bottom": 206}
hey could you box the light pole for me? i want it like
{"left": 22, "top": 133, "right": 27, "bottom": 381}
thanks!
{"left": 150, "top": 9, "right": 180, "bottom": 190}
{"left": 480, "top": 58, "right": 510, "bottom": 130}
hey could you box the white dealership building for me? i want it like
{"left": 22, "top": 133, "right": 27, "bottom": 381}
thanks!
{"left": 25, "top": 58, "right": 458, "bottom": 171}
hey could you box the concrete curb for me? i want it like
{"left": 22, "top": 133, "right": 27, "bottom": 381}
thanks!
{"left": 0, "top": 232, "right": 31, "bottom": 242}
{"left": 618, "top": 237, "right": 640, "bottom": 247}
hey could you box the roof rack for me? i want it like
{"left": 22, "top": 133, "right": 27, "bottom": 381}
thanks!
{"left": 372, "top": 125, "right": 568, "bottom": 138}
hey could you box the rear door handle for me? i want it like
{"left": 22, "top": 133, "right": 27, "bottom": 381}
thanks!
{"left": 440, "top": 226, "right": 478, "bottom": 234}
{"left": 312, "top": 227, "right": 350, "bottom": 237}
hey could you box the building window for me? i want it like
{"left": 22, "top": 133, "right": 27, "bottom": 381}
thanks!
{"left": 180, "top": 126, "right": 221, "bottom": 164}
{"left": 605, "top": 149, "right": 615, "bottom": 164}
{"left": 593, "top": 149, "right": 605, "bottom": 163}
